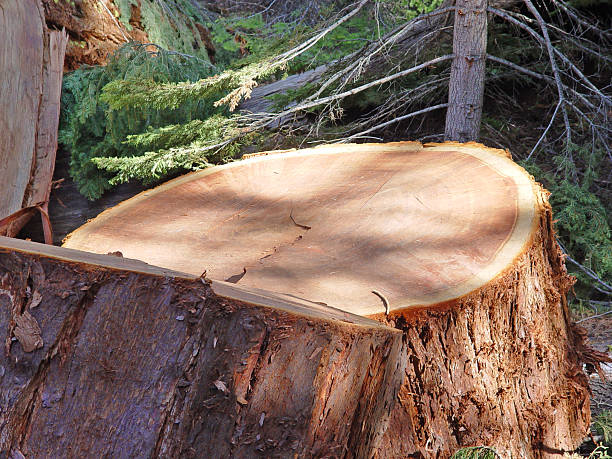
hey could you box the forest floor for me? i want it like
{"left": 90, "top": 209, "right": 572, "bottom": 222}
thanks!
{"left": 583, "top": 316, "right": 612, "bottom": 416}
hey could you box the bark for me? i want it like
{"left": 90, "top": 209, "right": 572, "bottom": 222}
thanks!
{"left": 0, "top": 0, "right": 67, "bottom": 240}
{"left": 444, "top": 0, "right": 488, "bottom": 141}
{"left": 40, "top": 0, "right": 216, "bottom": 71}
{"left": 41, "top": 0, "right": 147, "bottom": 71}
{"left": 0, "top": 236, "right": 404, "bottom": 458}
{"left": 62, "top": 141, "right": 599, "bottom": 457}
{"left": 20, "top": 149, "right": 147, "bottom": 246}
{"left": 375, "top": 190, "right": 592, "bottom": 457}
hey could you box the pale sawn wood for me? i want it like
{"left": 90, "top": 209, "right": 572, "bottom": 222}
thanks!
{"left": 0, "top": 0, "right": 67, "bottom": 237}
{"left": 64, "top": 141, "right": 538, "bottom": 317}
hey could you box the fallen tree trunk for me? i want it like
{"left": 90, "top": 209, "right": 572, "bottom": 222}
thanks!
{"left": 0, "top": 0, "right": 67, "bottom": 241}
{"left": 0, "top": 236, "right": 404, "bottom": 457}
{"left": 61, "top": 141, "right": 597, "bottom": 457}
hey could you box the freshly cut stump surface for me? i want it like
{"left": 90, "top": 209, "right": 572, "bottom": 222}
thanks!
{"left": 61, "top": 141, "right": 593, "bottom": 457}
{"left": 64, "top": 142, "right": 533, "bottom": 316}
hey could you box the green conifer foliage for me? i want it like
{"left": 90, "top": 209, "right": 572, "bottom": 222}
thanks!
{"left": 116, "top": 0, "right": 212, "bottom": 60}
{"left": 58, "top": 43, "right": 216, "bottom": 199}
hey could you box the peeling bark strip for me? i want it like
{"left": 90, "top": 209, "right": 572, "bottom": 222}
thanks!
{"left": 0, "top": 0, "right": 67, "bottom": 239}
{"left": 0, "top": 237, "right": 404, "bottom": 457}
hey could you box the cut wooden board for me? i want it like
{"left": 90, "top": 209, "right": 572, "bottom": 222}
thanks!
{"left": 64, "top": 142, "right": 536, "bottom": 316}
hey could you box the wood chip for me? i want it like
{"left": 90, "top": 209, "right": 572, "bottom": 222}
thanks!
{"left": 237, "top": 396, "right": 248, "bottom": 405}
{"left": 308, "top": 347, "right": 323, "bottom": 360}
{"left": 29, "top": 290, "right": 42, "bottom": 309}
{"left": 14, "top": 311, "right": 43, "bottom": 352}
{"left": 213, "top": 379, "right": 227, "bottom": 393}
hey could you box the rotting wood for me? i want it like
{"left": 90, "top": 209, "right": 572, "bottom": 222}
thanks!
{"left": 62, "top": 141, "right": 605, "bottom": 457}
{"left": 0, "top": 0, "right": 67, "bottom": 241}
{"left": 0, "top": 236, "right": 405, "bottom": 458}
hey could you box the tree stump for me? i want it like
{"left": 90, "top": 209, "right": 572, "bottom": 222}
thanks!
{"left": 2, "top": 142, "right": 593, "bottom": 457}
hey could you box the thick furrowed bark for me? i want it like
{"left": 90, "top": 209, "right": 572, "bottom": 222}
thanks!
{"left": 0, "top": 237, "right": 404, "bottom": 458}
{"left": 374, "top": 190, "right": 591, "bottom": 458}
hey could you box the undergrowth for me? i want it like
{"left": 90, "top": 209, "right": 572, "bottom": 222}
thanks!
{"left": 58, "top": 43, "right": 217, "bottom": 199}
{"left": 521, "top": 154, "right": 612, "bottom": 305}
{"left": 594, "top": 411, "right": 612, "bottom": 447}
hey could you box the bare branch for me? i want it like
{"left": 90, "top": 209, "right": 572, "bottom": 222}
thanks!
{"left": 341, "top": 103, "right": 449, "bottom": 141}
{"left": 576, "top": 309, "right": 612, "bottom": 323}
{"left": 489, "top": 6, "right": 610, "bottom": 105}
{"left": 551, "top": 0, "right": 612, "bottom": 40}
{"left": 262, "top": 54, "right": 454, "bottom": 128}
{"left": 527, "top": 100, "right": 563, "bottom": 160}
{"left": 487, "top": 54, "right": 600, "bottom": 113}
{"left": 309, "top": 6, "right": 455, "bottom": 100}
{"left": 523, "top": 0, "right": 571, "bottom": 146}
{"left": 558, "top": 239, "right": 612, "bottom": 294}
{"left": 277, "top": 0, "right": 370, "bottom": 63}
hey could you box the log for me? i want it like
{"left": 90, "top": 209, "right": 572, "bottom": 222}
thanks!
{"left": 0, "top": 236, "right": 404, "bottom": 457}
{"left": 62, "top": 141, "right": 594, "bottom": 457}
{"left": 0, "top": 0, "right": 67, "bottom": 240}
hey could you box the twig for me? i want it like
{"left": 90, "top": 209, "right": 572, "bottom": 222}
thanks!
{"left": 98, "top": 0, "right": 129, "bottom": 43}
{"left": 576, "top": 309, "right": 612, "bottom": 323}
{"left": 263, "top": 54, "right": 453, "bottom": 127}
{"left": 277, "top": 0, "right": 370, "bottom": 63}
{"left": 309, "top": 6, "right": 455, "bottom": 100}
{"left": 372, "top": 290, "right": 390, "bottom": 315}
{"left": 527, "top": 100, "right": 562, "bottom": 160}
{"left": 341, "top": 103, "right": 448, "bottom": 141}
{"left": 289, "top": 210, "right": 311, "bottom": 230}
{"left": 557, "top": 239, "right": 612, "bottom": 294}
{"left": 489, "top": 7, "right": 610, "bottom": 105}
{"left": 551, "top": 0, "right": 612, "bottom": 39}
{"left": 522, "top": 0, "right": 572, "bottom": 147}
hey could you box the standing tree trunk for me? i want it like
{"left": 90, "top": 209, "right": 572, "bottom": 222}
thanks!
{"left": 445, "top": 0, "right": 488, "bottom": 141}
